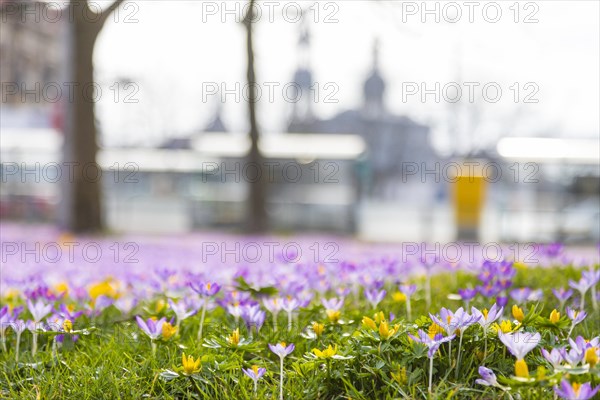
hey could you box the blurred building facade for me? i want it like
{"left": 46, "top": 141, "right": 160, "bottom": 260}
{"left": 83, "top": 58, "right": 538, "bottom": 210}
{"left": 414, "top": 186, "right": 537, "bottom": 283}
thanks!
{"left": 288, "top": 36, "right": 438, "bottom": 199}
{"left": 0, "top": 0, "right": 64, "bottom": 129}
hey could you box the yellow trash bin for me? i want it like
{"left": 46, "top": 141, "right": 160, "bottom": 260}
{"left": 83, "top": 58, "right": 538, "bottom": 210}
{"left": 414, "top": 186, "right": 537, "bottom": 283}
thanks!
{"left": 451, "top": 161, "right": 488, "bottom": 241}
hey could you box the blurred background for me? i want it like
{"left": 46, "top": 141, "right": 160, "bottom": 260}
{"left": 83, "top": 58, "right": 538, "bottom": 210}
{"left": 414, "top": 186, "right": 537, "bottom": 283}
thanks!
{"left": 1, "top": 0, "right": 599, "bottom": 243}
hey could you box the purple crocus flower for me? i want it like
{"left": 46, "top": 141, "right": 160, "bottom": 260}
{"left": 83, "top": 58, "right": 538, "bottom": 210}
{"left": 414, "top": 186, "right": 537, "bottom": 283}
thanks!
{"left": 554, "top": 379, "right": 599, "bottom": 400}
{"left": 552, "top": 288, "right": 574, "bottom": 306}
{"left": 281, "top": 297, "right": 300, "bottom": 313}
{"left": 475, "top": 366, "right": 499, "bottom": 387}
{"left": 477, "top": 283, "right": 500, "bottom": 298}
{"left": 190, "top": 281, "right": 221, "bottom": 297}
{"left": 27, "top": 299, "right": 53, "bottom": 323}
{"left": 46, "top": 314, "right": 67, "bottom": 331}
{"left": 543, "top": 243, "right": 563, "bottom": 258}
{"left": 243, "top": 365, "right": 266, "bottom": 381}
{"left": 561, "top": 345, "right": 585, "bottom": 366}
{"left": 243, "top": 365, "right": 266, "bottom": 394}
{"left": 399, "top": 284, "right": 417, "bottom": 296}
{"left": 458, "top": 288, "right": 477, "bottom": 302}
{"left": 9, "top": 319, "right": 27, "bottom": 335}
{"left": 430, "top": 307, "right": 480, "bottom": 335}
{"left": 336, "top": 286, "right": 351, "bottom": 298}
{"left": 135, "top": 316, "right": 166, "bottom": 340}
{"left": 496, "top": 296, "right": 508, "bottom": 307}
{"left": 168, "top": 298, "right": 197, "bottom": 327}
{"left": 269, "top": 342, "right": 295, "bottom": 358}
{"left": 567, "top": 307, "right": 587, "bottom": 326}
{"left": 281, "top": 296, "right": 301, "bottom": 331}
{"left": 364, "top": 288, "right": 386, "bottom": 309}
{"left": 56, "top": 304, "right": 84, "bottom": 321}
{"left": 472, "top": 304, "right": 503, "bottom": 330}
{"left": 510, "top": 288, "right": 532, "bottom": 304}
{"left": 269, "top": 342, "right": 294, "bottom": 400}
{"left": 321, "top": 297, "right": 344, "bottom": 311}
{"left": 410, "top": 329, "right": 456, "bottom": 358}
{"left": 87, "top": 295, "right": 113, "bottom": 318}
{"left": 498, "top": 331, "right": 541, "bottom": 359}
{"left": 562, "top": 336, "right": 600, "bottom": 366}
{"left": 263, "top": 297, "right": 283, "bottom": 314}
{"left": 226, "top": 302, "right": 243, "bottom": 321}
{"left": 582, "top": 269, "right": 600, "bottom": 287}
{"left": 114, "top": 296, "right": 137, "bottom": 314}
{"left": 241, "top": 304, "right": 266, "bottom": 333}
{"left": 409, "top": 328, "right": 455, "bottom": 393}
{"left": 541, "top": 347, "right": 564, "bottom": 369}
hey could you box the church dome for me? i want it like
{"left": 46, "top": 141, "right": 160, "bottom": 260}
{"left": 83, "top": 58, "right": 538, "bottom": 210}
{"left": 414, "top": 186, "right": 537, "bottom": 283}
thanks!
{"left": 363, "top": 69, "right": 385, "bottom": 104}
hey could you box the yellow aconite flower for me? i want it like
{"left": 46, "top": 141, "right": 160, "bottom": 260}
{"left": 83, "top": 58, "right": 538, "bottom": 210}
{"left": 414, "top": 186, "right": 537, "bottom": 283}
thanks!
{"left": 54, "top": 282, "right": 69, "bottom": 296}
{"left": 379, "top": 321, "right": 398, "bottom": 340}
{"left": 514, "top": 358, "right": 529, "bottom": 378}
{"left": 392, "top": 292, "right": 407, "bottom": 302}
{"left": 362, "top": 316, "right": 377, "bottom": 331}
{"left": 2, "top": 289, "right": 20, "bottom": 303}
{"left": 312, "top": 322, "right": 325, "bottom": 337}
{"left": 536, "top": 366, "right": 546, "bottom": 380}
{"left": 181, "top": 353, "right": 201, "bottom": 375}
{"left": 428, "top": 322, "right": 444, "bottom": 339}
{"left": 513, "top": 261, "right": 527, "bottom": 270}
{"left": 155, "top": 299, "right": 166, "bottom": 314}
{"left": 512, "top": 305, "right": 525, "bottom": 322}
{"left": 63, "top": 319, "right": 73, "bottom": 333}
{"left": 374, "top": 311, "right": 386, "bottom": 324}
{"left": 228, "top": 328, "right": 240, "bottom": 346}
{"left": 391, "top": 366, "right": 407, "bottom": 385}
{"left": 492, "top": 320, "right": 513, "bottom": 333}
{"left": 326, "top": 309, "right": 341, "bottom": 323}
{"left": 585, "top": 347, "right": 598, "bottom": 368}
{"left": 89, "top": 280, "right": 118, "bottom": 300}
{"left": 549, "top": 309, "right": 560, "bottom": 324}
{"left": 312, "top": 344, "right": 337, "bottom": 359}
{"left": 162, "top": 322, "right": 177, "bottom": 340}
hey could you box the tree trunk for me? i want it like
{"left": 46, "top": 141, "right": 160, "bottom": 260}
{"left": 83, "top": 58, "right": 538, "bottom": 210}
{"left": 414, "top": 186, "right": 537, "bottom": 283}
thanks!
{"left": 60, "top": 0, "right": 122, "bottom": 233}
{"left": 244, "top": 0, "right": 268, "bottom": 233}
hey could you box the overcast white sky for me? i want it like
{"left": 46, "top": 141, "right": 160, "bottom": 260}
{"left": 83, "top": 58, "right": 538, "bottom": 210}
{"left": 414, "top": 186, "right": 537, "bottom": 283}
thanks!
{"left": 95, "top": 1, "right": 600, "bottom": 154}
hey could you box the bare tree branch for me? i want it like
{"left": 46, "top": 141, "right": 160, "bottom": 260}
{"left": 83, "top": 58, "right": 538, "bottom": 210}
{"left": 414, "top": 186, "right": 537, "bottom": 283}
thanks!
{"left": 97, "top": 0, "right": 125, "bottom": 27}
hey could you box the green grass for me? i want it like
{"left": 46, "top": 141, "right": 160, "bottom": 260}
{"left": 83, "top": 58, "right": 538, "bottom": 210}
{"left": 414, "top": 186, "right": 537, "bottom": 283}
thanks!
{"left": 1, "top": 265, "right": 599, "bottom": 399}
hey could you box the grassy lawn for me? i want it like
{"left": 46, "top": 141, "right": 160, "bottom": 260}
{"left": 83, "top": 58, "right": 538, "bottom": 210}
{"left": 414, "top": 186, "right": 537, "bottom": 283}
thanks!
{"left": 1, "top": 259, "right": 599, "bottom": 399}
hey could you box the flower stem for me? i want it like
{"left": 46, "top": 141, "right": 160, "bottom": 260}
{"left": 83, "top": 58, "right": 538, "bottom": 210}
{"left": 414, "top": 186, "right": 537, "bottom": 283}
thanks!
{"left": 483, "top": 329, "right": 488, "bottom": 363}
{"left": 279, "top": 356, "right": 284, "bottom": 400}
{"left": 0, "top": 328, "right": 6, "bottom": 353}
{"left": 428, "top": 356, "right": 434, "bottom": 395}
{"left": 52, "top": 337, "right": 58, "bottom": 360}
{"left": 406, "top": 297, "right": 412, "bottom": 321}
{"left": 567, "top": 322, "right": 575, "bottom": 339}
{"left": 448, "top": 341, "right": 452, "bottom": 367}
{"left": 15, "top": 332, "right": 21, "bottom": 363}
{"left": 32, "top": 331, "right": 38, "bottom": 357}
{"left": 198, "top": 297, "right": 208, "bottom": 341}
{"left": 287, "top": 312, "right": 292, "bottom": 332}
{"left": 151, "top": 340, "right": 157, "bottom": 357}
{"left": 455, "top": 331, "right": 464, "bottom": 380}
